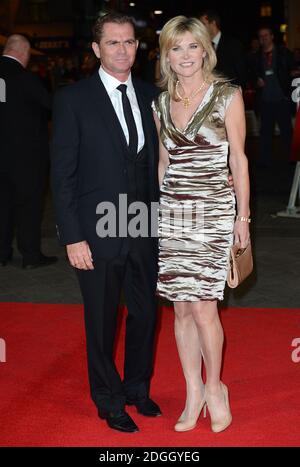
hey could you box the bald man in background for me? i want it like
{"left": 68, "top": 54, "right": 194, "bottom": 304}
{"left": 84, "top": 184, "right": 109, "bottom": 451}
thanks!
{"left": 0, "top": 35, "right": 57, "bottom": 268}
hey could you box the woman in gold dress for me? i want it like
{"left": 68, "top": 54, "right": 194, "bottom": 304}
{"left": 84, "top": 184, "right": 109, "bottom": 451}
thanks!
{"left": 152, "top": 16, "right": 250, "bottom": 433}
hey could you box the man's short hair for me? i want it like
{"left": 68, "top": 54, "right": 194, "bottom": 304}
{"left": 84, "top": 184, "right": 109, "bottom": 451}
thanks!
{"left": 92, "top": 13, "right": 136, "bottom": 43}
{"left": 258, "top": 25, "right": 274, "bottom": 35}
{"left": 198, "top": 9, "right": 221, "bottom": 29}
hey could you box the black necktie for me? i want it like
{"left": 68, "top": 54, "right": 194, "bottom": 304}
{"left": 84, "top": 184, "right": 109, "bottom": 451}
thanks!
{"left": 117, "top": 84, "right": 138, "bottom": 155}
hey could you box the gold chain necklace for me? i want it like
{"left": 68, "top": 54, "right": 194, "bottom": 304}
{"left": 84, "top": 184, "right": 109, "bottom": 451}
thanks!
{"left": 175, "top": 80, "right": 206, "bottom": 109}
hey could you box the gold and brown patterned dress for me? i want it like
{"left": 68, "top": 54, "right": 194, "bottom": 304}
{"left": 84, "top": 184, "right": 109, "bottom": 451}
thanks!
{"left": 152, "top": 81, "right": 237, "bottom": 301}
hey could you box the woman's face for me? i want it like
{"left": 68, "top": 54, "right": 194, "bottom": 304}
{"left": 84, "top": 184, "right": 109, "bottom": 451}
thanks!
{"left": 167, "top": 30, "right": 206, "bottom": 79}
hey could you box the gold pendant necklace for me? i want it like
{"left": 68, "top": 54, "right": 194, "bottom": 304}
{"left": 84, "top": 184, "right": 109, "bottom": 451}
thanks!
{"left": 176, "top": 80, "right": 206, "bottom": 108}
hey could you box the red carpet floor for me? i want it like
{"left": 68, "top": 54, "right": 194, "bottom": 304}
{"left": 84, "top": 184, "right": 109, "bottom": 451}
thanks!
{"left": 0, "top": 302, "right": 300, "bottom": 447}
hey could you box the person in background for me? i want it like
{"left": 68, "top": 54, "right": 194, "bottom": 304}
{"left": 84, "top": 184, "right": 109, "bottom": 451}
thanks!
{"left": 63, "top": 57, "right": 79, "bottom": 84}
{"left": 146, "top": 43, "right": 161, "bottom": 84}
{"left": 248, "top": 38, "right": 260, "bottom": 57}
{"left": 52, "top": 56, "right": 67, "bottom": 89}
{"left": 0, "top": 34, "right": 57, "bottom": 269}
{"left": 199, "top": 9, "right": 247, "bottom": 88}
{"left": 249, "top": 26, "right": 294, "bottom": 167}
{"left": 79, "top": 51, "right": 98, "bottom": 79}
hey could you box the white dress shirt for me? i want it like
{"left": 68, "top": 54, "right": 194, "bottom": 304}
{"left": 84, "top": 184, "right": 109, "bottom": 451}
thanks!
{"left": 98, "top": 66, "right": 145, "bottom": 153}
{"left": 212, "top": 31, "right": 222, "bottom": 51}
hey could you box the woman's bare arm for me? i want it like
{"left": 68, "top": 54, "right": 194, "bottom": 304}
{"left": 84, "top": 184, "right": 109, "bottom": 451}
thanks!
{"left": 225, "top": 90, "right": 251, "bottom": 247}
{"left": 153, "top": 111, "right": 170, "bottom": 187}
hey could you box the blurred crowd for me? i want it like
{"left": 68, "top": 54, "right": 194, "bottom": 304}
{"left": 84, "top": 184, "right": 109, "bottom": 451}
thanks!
{"left": 27, "top": 39, "right": 300, "bottom": 111}
{"left": 28, "top": 51, "right": 99, "bottom": 92}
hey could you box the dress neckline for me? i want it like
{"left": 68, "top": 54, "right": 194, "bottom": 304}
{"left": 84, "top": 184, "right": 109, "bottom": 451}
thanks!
{"left": 168, "top": 82, "right": 214, "bottom": 134}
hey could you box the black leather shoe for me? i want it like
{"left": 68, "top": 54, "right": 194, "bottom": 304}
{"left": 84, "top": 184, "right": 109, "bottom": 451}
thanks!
{"left": 98, "top": 409, "right": 139, "bottom": 433}
{"left": 22, "top": 254, "right": 58, "bottom": 269}
{"left": 126, "top": 398, "right": 162, "bottom": 417}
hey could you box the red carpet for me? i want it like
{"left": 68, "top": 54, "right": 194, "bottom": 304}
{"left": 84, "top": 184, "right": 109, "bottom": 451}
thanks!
{"left": 0, "top": 302, "right": 300, "bottom": 447}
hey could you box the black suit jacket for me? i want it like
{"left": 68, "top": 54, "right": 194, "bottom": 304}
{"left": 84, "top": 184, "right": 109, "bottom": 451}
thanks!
{"left": 0, "top": 56, "right": 51, "bottom": 174}
{"left": 215, "top": 34, "right": 247, "bottom": 88}
{"left": 51, "top": 71, "right": 160, "bottom": 259}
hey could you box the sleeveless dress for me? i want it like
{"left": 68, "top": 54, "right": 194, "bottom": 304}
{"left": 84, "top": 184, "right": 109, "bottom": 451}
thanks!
{"left": 152, "top": 81, "right": 237, "bottom": 302}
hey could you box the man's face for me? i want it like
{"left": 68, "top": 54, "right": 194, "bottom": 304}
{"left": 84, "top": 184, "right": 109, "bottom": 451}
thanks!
{"left": 258, "top": 29, "right": 274, "bottom": 49}
{"left": 92, "top": 22, "right": 138, "bottom": 79}
{"left": 199, "top": 15, "right": 215, "bottom": 39}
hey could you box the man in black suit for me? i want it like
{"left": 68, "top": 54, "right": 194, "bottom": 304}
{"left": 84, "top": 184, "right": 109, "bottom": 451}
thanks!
{"left": 0, "top": 35, "right": 57, "bottom": 268}
{"left": 199, "top": 9, "right": 247, "bottom": 88}
{"left": 249, "top": 26, "right": 294, "bottom": 167}
{"left": 51, "top": 13, "right": 161, "bottom": 433}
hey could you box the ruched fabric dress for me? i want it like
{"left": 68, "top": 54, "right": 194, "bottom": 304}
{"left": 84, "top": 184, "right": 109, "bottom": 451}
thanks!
{"left": 152, "top": 81, "right": 237, "bottom": 301}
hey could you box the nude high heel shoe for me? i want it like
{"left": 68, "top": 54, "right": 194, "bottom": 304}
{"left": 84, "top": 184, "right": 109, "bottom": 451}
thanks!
{"left": 174, "top": 397, "right": 207, "bottom": 432}
{"left": 177, "top": 386, "right": 205, "bottom": 424}
{"left": 206, "top": 382, "right": 232, "bottom": 433}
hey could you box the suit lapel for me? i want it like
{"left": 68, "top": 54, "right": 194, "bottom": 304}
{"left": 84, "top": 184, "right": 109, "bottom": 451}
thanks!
{"left": 89, "top": 72, "right": 129, "bottom": 155}
{"left": 133, "top": 79, "right": 155, "bottom": 165}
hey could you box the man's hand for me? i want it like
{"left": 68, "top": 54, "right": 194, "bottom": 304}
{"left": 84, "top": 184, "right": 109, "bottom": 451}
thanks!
{"left": 66, "top": 241, "right": 94, "bottom": 270}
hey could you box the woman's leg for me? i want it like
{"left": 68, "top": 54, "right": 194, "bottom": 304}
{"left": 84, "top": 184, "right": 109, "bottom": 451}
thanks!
{"left": 191, "top": 300, "right": 231, "bottom": 431}
{"left": 173, "top": 302, "right": 205, "bottom": 423}
{"left": 191, "top": 300, "right": 223, "bottom": 391}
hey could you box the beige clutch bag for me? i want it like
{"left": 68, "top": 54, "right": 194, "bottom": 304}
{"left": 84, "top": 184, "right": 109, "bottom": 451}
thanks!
{"left": 227, "top": 242, "right": 253, "bottom": 288}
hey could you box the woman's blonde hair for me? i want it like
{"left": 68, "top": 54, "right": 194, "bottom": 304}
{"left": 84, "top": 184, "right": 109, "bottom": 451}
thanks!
{"left": 159, "top": 16, "right": 225, "bottom": 99}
